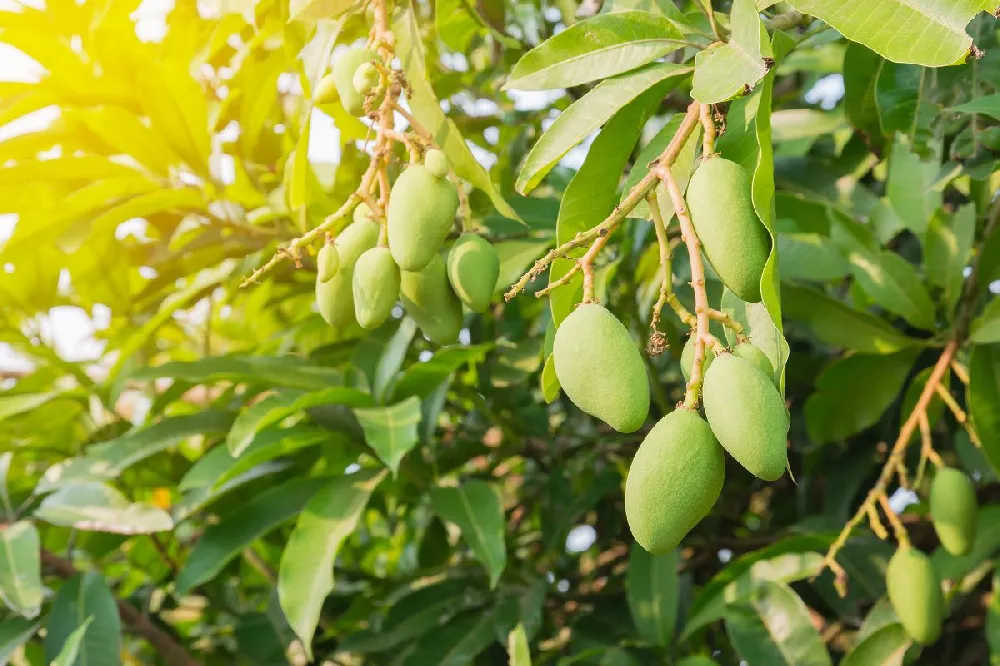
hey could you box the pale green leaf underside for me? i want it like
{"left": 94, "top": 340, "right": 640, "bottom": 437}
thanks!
{"left": 0, "top": 522, "right": 43, "bottom": 619}
{"left": 34, "top": 483, "right": 174, "bottom": 534}
{"left": 785, "top": 0, "right": 990, "bottom": 66}
{"left": 692, "top": 0, "right": 768, "bottom": 103}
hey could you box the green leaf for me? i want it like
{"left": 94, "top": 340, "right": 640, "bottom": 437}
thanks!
{"left": 720, "top": 293, "right": 790, "bottom": 386}
{"left": 394, "top": 5, "right": 521, "bottom": 222}
{"left": 841, "top": 624, "right": 910, "bottom": 666}
{"left": 541, "top": 354, "right": 560, "bottom": 403}
{"left": 87, "top": 188, "right": 207, "bottom": 237}
{"left": 951, "top": 92, "right": 1000, "bottom": 120}
{"left": 691, "top": 0, "right": 768, "bottom": 104}
{"left": 213, "top": 427, "right": 331, "bottom": 490}
{"left": 373, "top": 318, "right": 418, "bottom": 403}
{"left": 289, "top": 0, "right": 355, "bottom": 20}
{"left": 393, "top": 345, "right": 492, "bottom": 399}
{"left": 0, "top": 452, "right": 11, "bottom": 517}
{"left": 886, "top": 134, "right": 941, "bottom": 236}
{"left": 34, "top": 483, "right": 174, "bottom": 534}
{"left": 515, "top": 63, "right": 691, "bottom": 195}
{"left": 843, "top": 43, "right": 885, "bottom": 144}
{"left": 805, "top": 350, "right": 919, "bottom": 443}
{"left": 784, "top": 0, "right": 987, "bottom": 66}
{"left": 0, "top": 392, "right": 57, "bottom": 424}
{"left": 504, "top": 11, "right": 684, "bottom": 91}
{"left": 875, "top": 63, "right": 931, "bottom": 136}
{"left": 430, "top": 481, "right": 507, "bottom": 588}
{"left": 725, "top": 581, "right": 832, "bottom": 666}
{"left": 0, "top": 522, "right": 42, "bottom": 619}
{"left": 403, "top": 610, "right": 497, "bottom": 665}
{"left": 508, "top": 623, "right": 531, "bottom": 665}
{"left": 278, "top": 469, "right": 385, "bottom": 661}
{"left": 972, "top": 298, "right": 1000, "bottom": 344}
{"left": 969, "top": 345, "right": 1000, "bottom": 481}
{"left": 770, "top": 109, "right": 846, "bottom": 142}
{"left": 0, "top": 617, "right": 39, "bottom": 664}
{"left": 175, "top": 476, "right": 330, "bottom": 594}
{"left": 622, "top": 112, "right": 702, "bottom": 221}
{"left": 988, "top": 573, "right": 1000, "bottom": 661}
{"left": 626, "top": 545, "right": 678, "bottom": 646}
{"left": 777, "top": 233, "right": 850, "bottom": 282}
{"left": 44, "top": 573, "right": 121, "bottom": 666}
{"left": 132, "top": 355, "right": 345, "bottom": 391}
{"left": 50, "top": 617, "right": 93, "bottom": 666}
{"left": 353, "top": 397, "right": 422, "bottom": 475}
{"left": 227, "top": 387, "right": 372, "bottom": 456}
{"left": 782, "top": 284, "right": 917, "bottom": 353}
{"left": 926, "top": 204, "right": 975, "bottom": 314}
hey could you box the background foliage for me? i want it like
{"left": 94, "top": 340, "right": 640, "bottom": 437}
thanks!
{"left": 3, "top": 0, "right": 1000, "bottom": 664}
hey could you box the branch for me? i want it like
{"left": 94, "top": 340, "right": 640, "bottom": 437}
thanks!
{"left": 649, "top": 190, "right": 693, "bottom": 335}
{"left": 40, "top": 550, "right": 200, "bottom": 666}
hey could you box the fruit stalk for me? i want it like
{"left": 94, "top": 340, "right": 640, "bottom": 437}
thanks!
{"left": 648, "top": 190, "right": 694, "bottom": 331}
{"left": 700, "top": 103, "right": 717, "bottom": 157}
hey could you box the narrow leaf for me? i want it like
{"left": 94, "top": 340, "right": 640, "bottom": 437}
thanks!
{"left": 430, "top": 481, "right": 507, "bottom": 588}
{"left": 508, "top": 623, "right": 531, "bottom": 665}
{"left": 626, "top": 545, "right": 678, "bottom": 646}
{"left": 44, "top": 573, "right": 121, "bottom": 666}
{"left": 353, "top": 397, "right": 422, "bottom": 475}
{"left": 691, "top": 0, "right": 768, "bottom": 103}
{"left": 0, "top": 522, "right": 43, "bottom": 619}
{"left": 969, "top": 344, "right": 1000, "bottom": 478}
{"left": 50, "top": 617, "right": 93, "bottom": 666}
{"left": 0, "top": 617, "right": 39, "bottom": 664}
{"left": 841, "top": 624, "right": 910, "bottom": 666}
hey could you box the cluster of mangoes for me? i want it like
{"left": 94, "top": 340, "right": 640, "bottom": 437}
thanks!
{"left": 887, "top": 467, "right": 979, "bottom": 643}
{"left": 552, "top": 156, "right": 784, "bottom": 554}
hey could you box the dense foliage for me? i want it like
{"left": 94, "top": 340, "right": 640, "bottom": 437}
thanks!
{"left": 4, "top": 1, "right": 1000, "bottom": 664}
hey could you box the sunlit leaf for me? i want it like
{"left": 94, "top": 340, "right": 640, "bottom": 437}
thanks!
{"left": 0, "top": 521, "right": 43, "bottom": 619}
{"left": 353, "top": 397, "right": 422, "bottom": 475}
{"left": 725, "top": 581, "right": 832, "bottom": 666}
{"left": 44, "top": 573, "right": 121, "bottom": 666}
{"left": 691, "top": 0, "right": 768, "bottom": 104}
{"left": 34, "top": 483, "right": 174, "bottom": 534}
{"left": 430, "top": 481, "right": 507, "bottom": 588}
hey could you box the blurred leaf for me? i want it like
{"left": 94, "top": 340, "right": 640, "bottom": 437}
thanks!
{"left": 133, "top": 355, "right": 344, "bottom": 391}
{"left": 932, "top": 504, "right": 1000, "bottom": 581}
{"left": 393, "top": 345, "right": 492, "bottom": 399}
{"left": 504, "top": 11, "right": 684, "bottom": 91}
{"left": 353, "top": 397, "right": 422, "bottom": 475}
{"left": 969, "top": 344, "right": 1000, "bottom": 478}
{"left": 35, "top": 483, "right": 173, "bottom": 534}
{"left": 541, "top": 354, "right": 560, "bottom": 403}
{"left": 175, "top": 476, "right": 329, "bottom": 594}
{"left": 926, "top": 204, "right": 975, "bottom": 314}
{"left": 431, "top": 481, "right": 507, "bottom": 588}
{"left": 784, "top": 0, "right": 985, "bottom": 66}
{"left": 403, "top": 610, "right": 496, "bottom": 665}
{"left": 508, "top": 623, "right": 531, "bottom": 665}
{"left": 971, "top": 298, "right": 1000, "bottom": 344}
{"left": 626, "top": 545, "right": 678, "bottom": 646}
{"left": 0, "top": 617, "right": 39, "bottom": 663}
{"left": 372, "top": 318, "right": 418, "bottom": 404}
{"left": 770, "top": 109, "right": 845, "bottom": 142}
{"left": 0, "top": 392, "right": 56, "bottom": 424}
{"left": 44, "top": 573, "right": 121, "bottom": 666}
{"left": 278, "top": 469, "right": 385, "bottom": 661}
{"left": 0, "top": 452, "right": 11, "bottom": 517}
{"left": 515, "top": 63, "right": 691, "bottom": 195}
{"left": 0, "top": 522, "right": 42, "bottom": 619}
{"left": 213, "top": 427, "right": 331, "bottom": 490}
{"left": 50, "top": 617, "right": 93, "bottom": 666}
{"left": 842, "top": 42, "right": 884, "bottom": 144}
{"left": 886, "top": 134, "right": 941, "bottom": 236}
{"left": 951, "top": 92, "right": 1000, "bottom": 120}
{"left": 691, "top": 0, "right": 768, "bottom": 104}
{"left": 805, "top": 350, "right": 919, "bottom": 443}
{"left": 841, "top": 623, "right": 910, "bottom": 666}
{"left": 623, "top": 112, "right": 701, "bottom": 221}
{"left": 777, "top": 233, "right": 850, "bottom": 282}
{"left": 289, "top": 0, "right": 355, "bottom": 20}
{"left": 987, "top": 573, "right": 1000, "bottom": 661}
{"left": 725, "top": 581, "right": 831, "bottom": 666}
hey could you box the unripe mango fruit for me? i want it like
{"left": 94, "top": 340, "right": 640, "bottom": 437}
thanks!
{"left": 317, "top": 243, "right": 339, "bottom": 283}
{"left": 424, "top": 148, "right": 450, "bottom": 179}
{"left": 387, "top": 163, "right": 460, "bottom": 271}
{"left": 354, "top": 202, "right": 375, "bottom": 225}
{"left": 332, "top": 47, "right": 380, "bottom": 115}
{"left": 886, "top": 547, "right": 944, "bottom": 644}
{"left": 625, "top": 409, "right": 725, "bottom": 553}
{"left": 353, "top": 61, "right": 380, "bottom": 95}
{"left": 929, "top": 467, "right": 978, "bottom": 556}
{"left": 400, "top": 255, "right": 463, "bottom": 345}
{"left": 733, "top": 342, "right": 773, "bottom": 381}
{"left": 553, "top": 304, "right": 650, "bottom": 433}
{"left": 686, "top": 158, "right": 770, "bottom": 302}
{"left": 353, "top": 247, "right": 400, "bottom": 329}
{"left": 316, "top": 218, "right": 379, "bottom": 329}
{"left": 314, "top": 73, "right": 339, "bottom": 105}
{"left": 446, "top": 233, "right": 499, "bottom": 312}
{"left": 680, "top": 335, "right": 715, "bottom": 382}
{"left": 702, "top": 354, "right": 787, "bottom": 481}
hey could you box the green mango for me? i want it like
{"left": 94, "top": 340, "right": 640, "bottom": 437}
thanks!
{"left": 929, "top": 467, "right": 978, "bottom": 556}
{"left": 732, "top": 342, "right": 774, "bottom": 381}
{"left": 387, "top": 163, "right": 460, "bottom": 271}
{"left": 353, "top": 247, "right": 400, "bottom": 329}
{"left": 446, "top": 233, "right": 500, "bottom": 312}
{"left": 424, "top": 148, "right": 449, "bottom": 178}
{"left": 553, "top": 303, "right": 650, "bottom": 433}
{"left": 625, "top": 409, "right": 725, "bottom": 553}
{"left": 702, "top": 353, "right": 788, "bottom": 481}
{"left": 680, "top": 335, "right": 715, "bottom": 382}
{"left": 400, "top": 255, "right": 463, "bottom": 345}
{"left": 332, "top": 47, "right": 380, "bottom": 115}
{"left": 316, "top": 218, "right": 379, "bottom": 329}
{"left": 886, "top": 547, "right": 944, "bottom": 644}
{"left": 317, "top": 243, "right": 339, "bottom": 283}
{"left": 314, "top": 73, "right": 338, "bottom": 105}
{"left": 686, "top": 158, "right": 770, "bottom": 302}
{"left": 353, "top": 61, "right": 380, "bottom": 95}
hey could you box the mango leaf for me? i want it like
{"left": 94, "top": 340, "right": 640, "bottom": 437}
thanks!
{"left": 44, "top": 573, "right": 121, "bottom": 666}
{"left": 777, "top": 233, "right": 851, "bottom": 282}
{"left": 289, "top": 0, "right": 355, "bottom": 20}
{"left": 968, "top": 344, "right": 1000, "bottom": 478}
{"left": 971, "top": 298, "right": 1000, "bottom": 344}
{"left": 0, "top": 392, "right": 56, "bottom": 424}
{"left": 626, "top": 545, "right": 678, "bottom": 646}
{"left": 0, "top": 617, "right": 39, "bottom": 663}
{"left": 402, "top": 610, "right": 497, "bottom": 665}
{"left": 622, "top": 112, "right": 702, "bottom": 221}
{"left": 279, "top": 469, "right": 386, "bottom": 661}
{"left": 541, "top": 355, "right": 560, "bottom": 403}
{"left": 393, "top": 345, "right": 492, "bottom": 399}
{"left": 720, "top": 293, "right": 789, "bottom": 386}
{"left": 0, "top": 452, "right": 11, "bottom": 516}
{"left": 174, "top": 476, "right": 329, "bottom": 594}
{"left": 886, "top": 134, "right": 941, "bottom": 236}
{"left": 785, "top": 0, "right": 988, "bottom": 67}
{"left": 34, "top": 483, "right": 173, "bottom": 534}
{"left": 842, "top": 624, "right": 910, "bottom": 666}
{"left": 770, "top": 109, "right": 846, "bottom": 142}
{"left": 926, "top": 205, "right": 975, "bottom": 314}
{"left": 691, "top": 0, "right": 768, "bottom": 104}
{"left": 394, "top": 4, "right": 520, "bottom": 221}
{"left": 353, "top": 397, "right": 421, "bottom": 475}
{"left": 214, "top": 427, "right": 332, "bottom": 490}
{"left": 515, "top": 63, "right": 691, "bottom": 194}
{"left": 842, "top": 42, "right": 884, "bottom": 144}
{"left": 504, "top": 11, "right": 684, "bottom": 91}
{"left": 132, "top": 355, "right": 344, "bottom": 391}
{"left": 805, "top": 349, "right": 919, "bottom": 443}
{"left": 988, "top": 573, "right": 1000, "bottom": 660}
{"left": 50, "top": 618, "right": 93, "bottom": 666}
{"left": 725, "top": 581, "right": 832, "bottom": 666}
{"left": 951, "top": 92, "right": 1000, "bottom": 120}
{"left": 430, "top": 481, "right": 507, "bottom": 588}
{"left": 0, "top": 522, "right": 42, "bottom": 618}
{"left": 508, "top": 623, "right": 531, "bottom": 665}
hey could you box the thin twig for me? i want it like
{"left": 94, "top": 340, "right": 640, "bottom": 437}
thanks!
{"left": 700, "top": 103, "right": 717, "bottom": 157}
{"left": 877, "top": 492, "right": 910, "bottom": 547}
{"left": 951, "top": 359, "right": 970, "bottom": 385}
{"left": 934, "top": 383, "right": 982, "bottom": 447}
{"left": 649, "top": 190, "right": 694, "bottom": 331}
{"left": 536, "top": 262, "right": 581, "bottom": 297}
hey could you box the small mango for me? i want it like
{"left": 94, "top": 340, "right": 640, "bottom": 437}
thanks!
{"left": 424, "top": 148, "right": 450, "bottom": 179}
{"left": 400, "top": 255, "right": 463, "bottom": 345}
{"left": 353, "top": 61, "right": 380, "bottom": 95}
{"left": 625, "top": 409, "right": 725, "bottom": 553}
{"left": 929, "top": 467, "right": 978, "bottom": 556}
{"left": 387, "top": 163, "right": 460, "bottom": 271}
{"left": 680, "top": 335, "right": 715, "bottom": 382}
{"left": 446, "top": 233, "right": 500, "bottom": 312}
{"left": 353, "top": 247, "right": 400, "bottom": 329}
{"left": 732, "top": 342, "right": 774, "bottom": 381}
{"left": 316, "top": 218, "right": 379, "bottom": 329}
{"left": 354, "top": 201, "right": 376, "bottom": 225}
{"left": 702, "top": 354, "right": 787, "bottom": 481}
{"left": 317, "top": 243, "right": 339, "bottom": 283}
{"left": 886, "top": 547, "right": 944, "bottom": 644}
{"left": 686, "top": 158, "right": 770, "bottom": 302}
{"left": 314, "top": 73, "right": 339, "bottom": 105}
{"left": 332, "top": 47, "right": 380, "bottom": 115}
{"left": 553, "top": 303, "right": 650, "bottom": 433}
